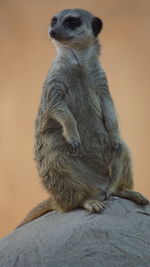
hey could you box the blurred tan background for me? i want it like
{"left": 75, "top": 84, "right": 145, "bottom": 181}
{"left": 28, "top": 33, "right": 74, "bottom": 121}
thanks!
{"left": 0, "top": 0, "right": 150, "bottom": 238}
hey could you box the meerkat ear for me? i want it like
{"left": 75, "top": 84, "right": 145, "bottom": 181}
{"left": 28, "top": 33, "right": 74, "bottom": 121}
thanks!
{"left": 92, "top": 17, "right": 103, "bottom": 37}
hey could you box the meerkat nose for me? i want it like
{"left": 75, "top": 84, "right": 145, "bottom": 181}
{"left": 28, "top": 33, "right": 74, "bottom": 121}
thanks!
{"left": 50, "top": 30, "right": 57, "bottom": 38}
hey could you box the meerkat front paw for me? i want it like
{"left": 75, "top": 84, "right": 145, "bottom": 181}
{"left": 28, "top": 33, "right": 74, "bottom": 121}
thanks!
{"left": 82, "top": 199, "right": 105, "bottom": 213}
{"left": 63, "top": 126, "right": 83, "bottom": 156}
{"left": 111, "top": 141, "right": 122, "bottom": 157}
{"left": 67, "top": 137, "right": 83, "bottom": 156}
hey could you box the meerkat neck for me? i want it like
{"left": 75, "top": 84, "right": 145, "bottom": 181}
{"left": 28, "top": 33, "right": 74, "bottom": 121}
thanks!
{"left": 54, "top": 39, "right": 100, "bottom": 66}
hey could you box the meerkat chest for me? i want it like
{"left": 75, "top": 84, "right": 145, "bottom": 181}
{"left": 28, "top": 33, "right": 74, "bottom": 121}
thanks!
{"left": 67, "top": 62, "right": 101, "bottom": 98}
{"left": 65, "top": 65, "right": 102, "bottom": 117}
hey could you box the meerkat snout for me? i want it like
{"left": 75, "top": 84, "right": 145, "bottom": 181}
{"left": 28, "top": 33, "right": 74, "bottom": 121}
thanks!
{"left": 50, "top": 30, "right": 57, "bottom": 38}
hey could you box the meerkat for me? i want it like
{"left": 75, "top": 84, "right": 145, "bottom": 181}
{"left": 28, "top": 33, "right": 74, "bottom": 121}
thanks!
{"left": 17, "top": 8, "right": 149, "bottom": 228}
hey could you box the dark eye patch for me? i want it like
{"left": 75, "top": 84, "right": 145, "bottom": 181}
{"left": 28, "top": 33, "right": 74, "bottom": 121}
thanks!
{"left": 51, "top": 16, "right": 57, "bottom": 27}
{"left": 63, "top": 16, "right": 82, "bottom": 30}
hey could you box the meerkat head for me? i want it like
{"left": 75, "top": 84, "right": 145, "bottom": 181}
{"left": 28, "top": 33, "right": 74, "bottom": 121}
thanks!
{"left": 49, "top": 9, "right": 103, "bottom": 48}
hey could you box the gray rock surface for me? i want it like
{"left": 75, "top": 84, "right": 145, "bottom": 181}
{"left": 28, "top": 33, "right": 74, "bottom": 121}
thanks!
{"left": 0, "top": 197, "right": 150, "bottom": 267}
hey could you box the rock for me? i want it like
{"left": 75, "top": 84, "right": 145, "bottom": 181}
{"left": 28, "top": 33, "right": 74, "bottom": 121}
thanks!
{"left": 0, "top": 197, "right": 150, "bottom": 267}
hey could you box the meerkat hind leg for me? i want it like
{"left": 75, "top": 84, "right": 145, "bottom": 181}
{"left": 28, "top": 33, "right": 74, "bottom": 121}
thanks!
{"left": 114, "top": 189, "right": 149, "bottom": 205}
{"left": 81, "top": 199, "right": 105, "bottom": 213}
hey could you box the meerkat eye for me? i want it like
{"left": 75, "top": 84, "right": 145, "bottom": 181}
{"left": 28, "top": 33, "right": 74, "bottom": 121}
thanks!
{"left": 64, "top": 16, "right": 82, "bottom": 30}
{"left": 51, "top": 17, "right": 57, "bottom": 27}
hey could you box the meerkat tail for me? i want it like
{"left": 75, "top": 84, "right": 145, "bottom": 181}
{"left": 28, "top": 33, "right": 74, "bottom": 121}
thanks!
{"left": 16, "top": 197, "right": 56, "bottom": 229}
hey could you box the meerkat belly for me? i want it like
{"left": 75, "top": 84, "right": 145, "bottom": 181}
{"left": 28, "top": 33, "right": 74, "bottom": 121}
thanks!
{"left": 65, "top": 80, "right": 110, "bottom": 153}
